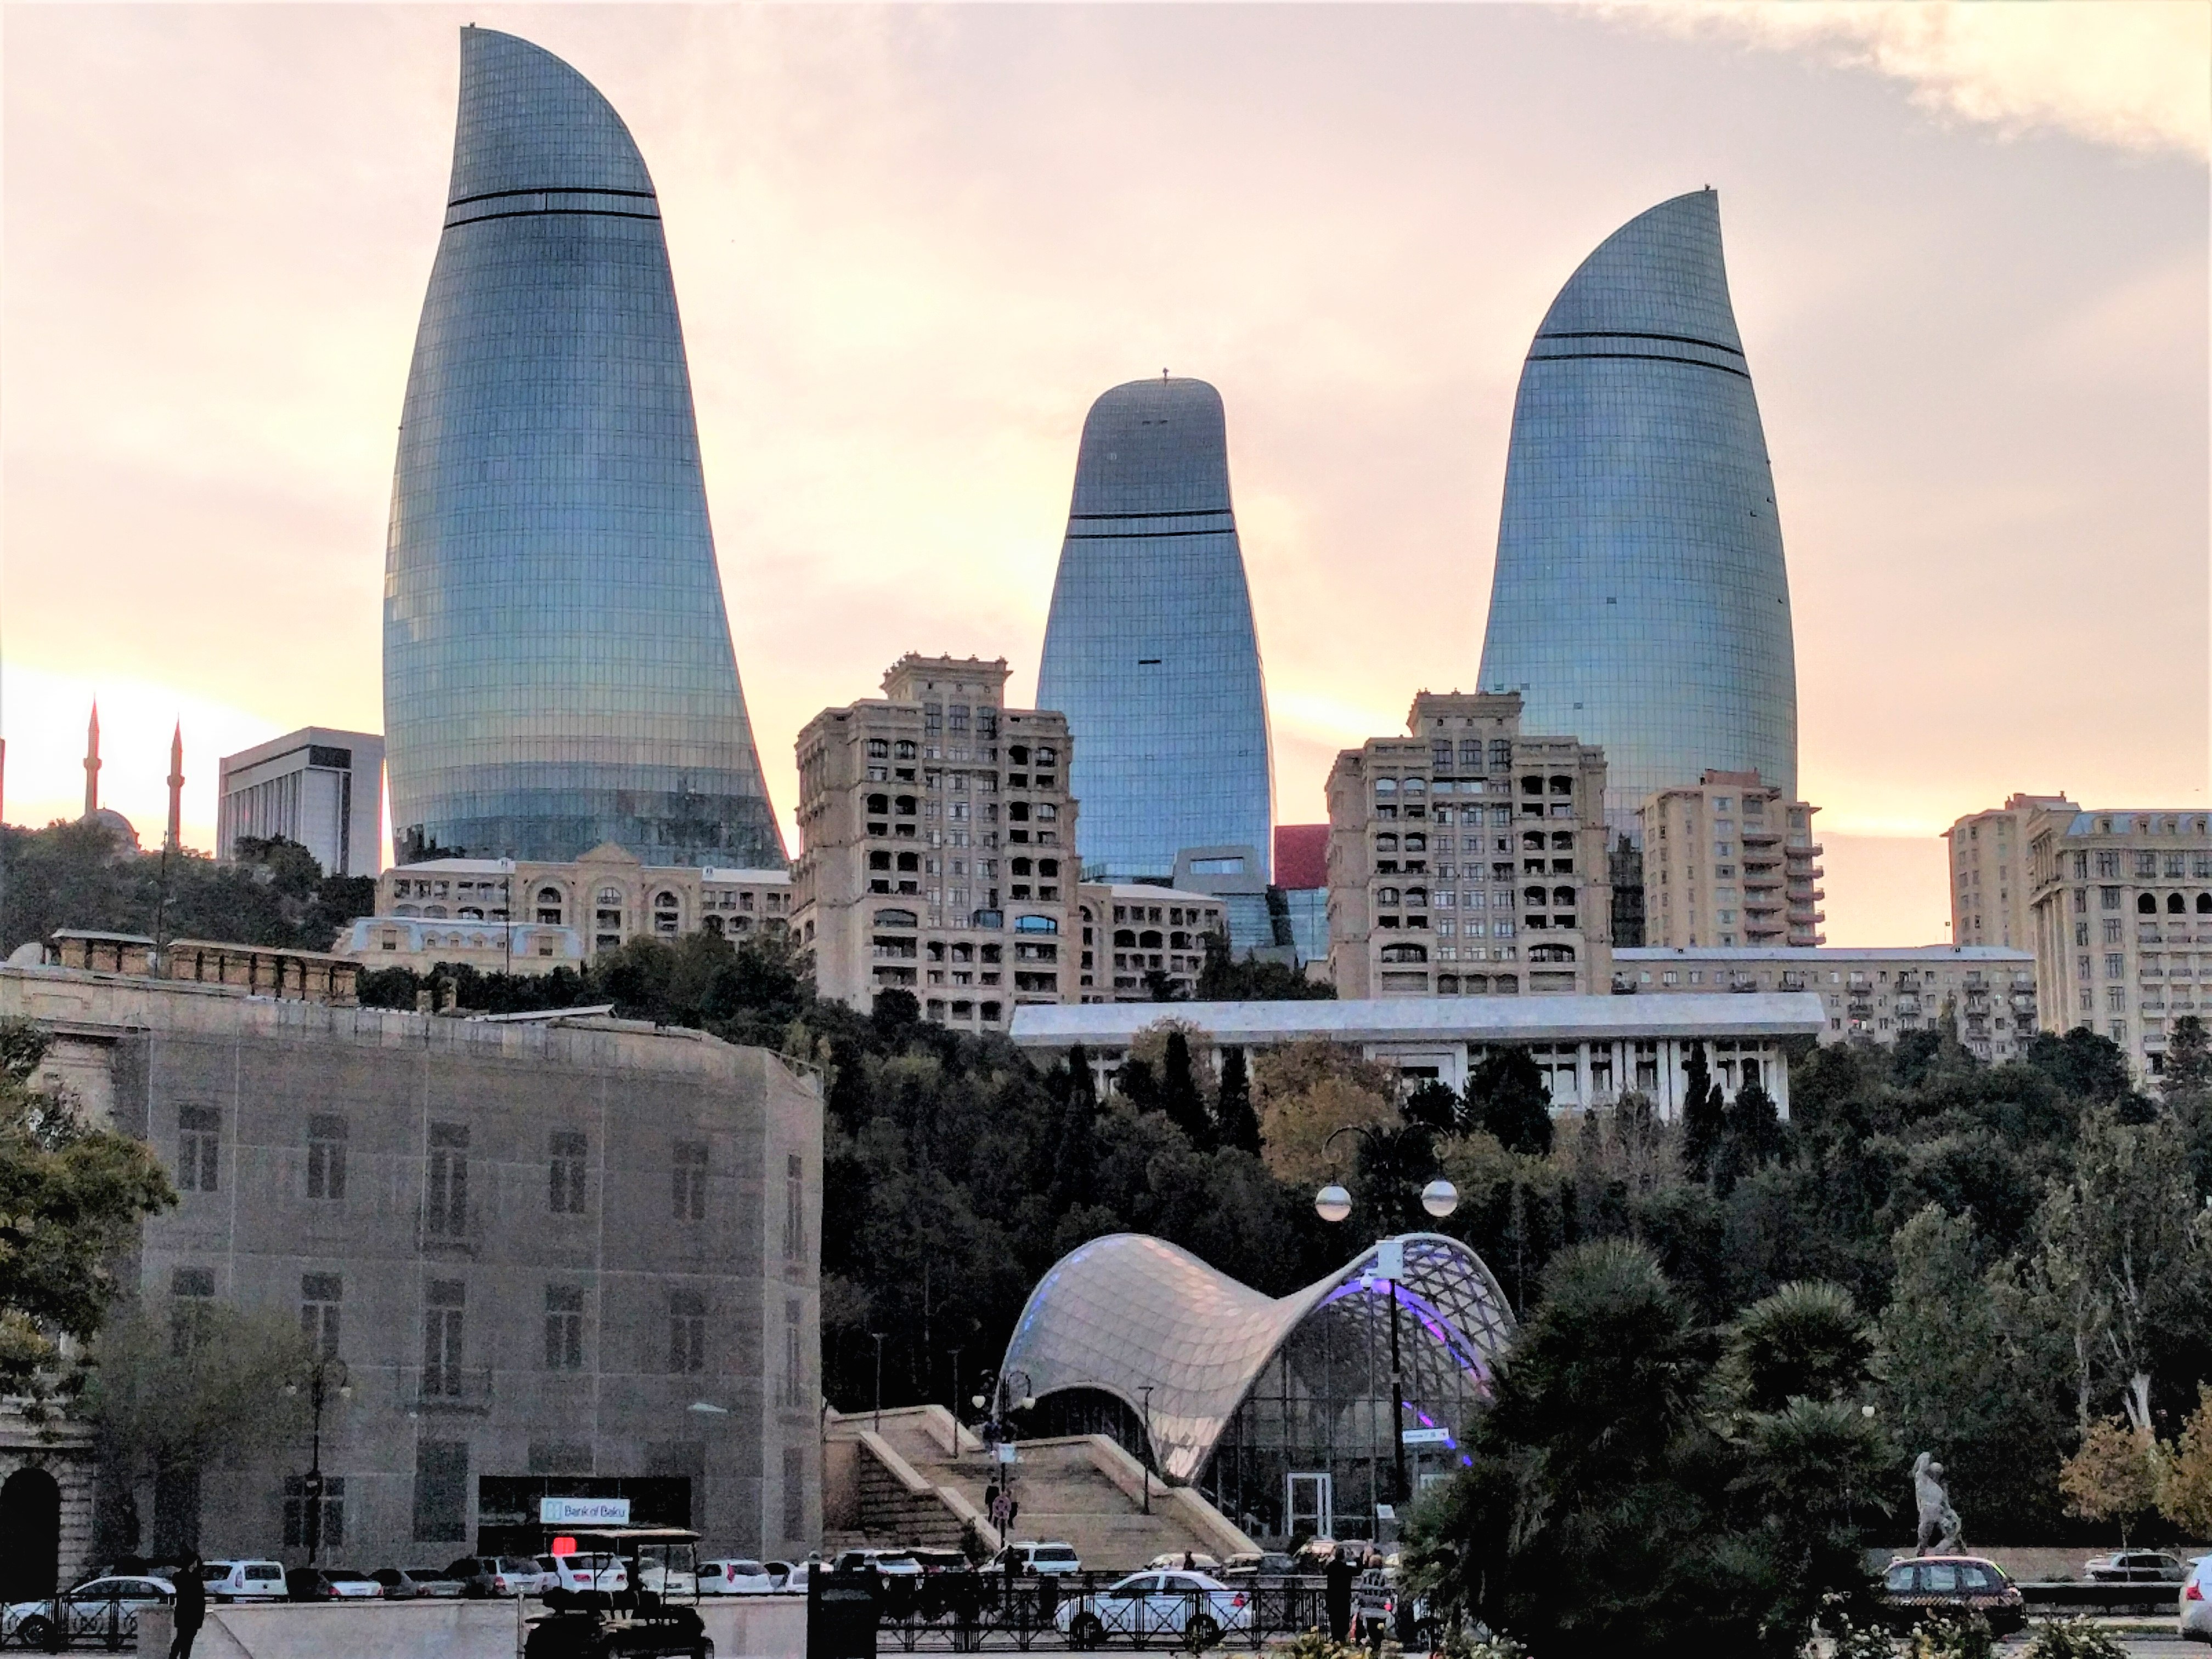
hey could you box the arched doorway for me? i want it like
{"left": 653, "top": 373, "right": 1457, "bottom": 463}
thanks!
{"left": 0, "top": 1467, "right": 61, "bottom": 1602}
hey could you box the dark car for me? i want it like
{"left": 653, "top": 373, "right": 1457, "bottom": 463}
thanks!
{"left": 1221, "top": 1553, "right": 1295, "bottom": 1582}
{"left": 285, "top": 1566, "right": 383, "bottom": 1601}
{"left": 1880, "top": 1556, "right": 2024, "bottom": 1635}
{"left": 372, "top": 1566, "right": 464, "bottom": 1600}
{"left": 2085, "top": 1551, "right": 2191, "bottom": 1584}
{"left": 444, "top": 1555, "right": 544, "bottom": 1598}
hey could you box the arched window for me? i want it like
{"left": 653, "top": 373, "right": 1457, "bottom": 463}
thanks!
{"left": 1375, "top": 833, "right": 1400, "bottom": 852}
{"left": 1403, "top": 777, "right": 1426, "bottom": 795}
{"left": 1550, "top": 831, "right": 1574, "bottom": 850}
{"left": 1139, "top": 930, "right": 1164, "bottom": 949}
{"left": 535, "top": 885, "right": 565, "bottom": 924}
{"left": 1375, "top": 778, "right": 1398, "bottom": 795}
{"left": 1549, "top": 775, "right": 1574, "bottom": 795}
{"left": 1010, "top": 857, "right": 1033, "bottom": 876}
{"left": 1007, "top": 802, "right": 1030, "bottom": 821}
{"left": 896, "top": 852, "right": 919, "bottom": 872}
{"left": 1114, "top": 929, "right": 1136, "bottom": 947}
{"left": 2199, "top": 894, "right": 2212, "bottom": 914}
{"left": 1521, "top": 831, "right": 1545, "bottom": 850}
{"left": 894, "top": 740, "right": 917, "bottom": 760}
{"left": 1377, "top": 887, "right": 1401, "bottom": 906}
{"left": 1523, "top": 886, "right": 1545, "bottom": 906}
{"left": 652, "top": 891, "right": 681, "bottom": 935}
{"left": 703, "top": 914, "right": 724, "bottom": 936}
{"left": 866, "top": 740, "right": 890, "bottom": 759}
{"left": 1465, "top": 973, "right": 1492, "bottom": 995}
{"left": 866, "top": 793, "right": 890, "bottom": 815}
{"left": 2168, "top": 893, "right": 2186, "bottom": 913}
{"left": 1494, "top": 973, "right": 1520, "bottom": 995}
{"left": 1530, "top": 943, "right": 1577, "bottom": 963}
{"left": 1015, "top": 916, "right": 1059, "bottom": 934}
{"left": 1170, "top": 932, "right": 1192, "bottom": 950}
{"left": 894, "top": 796, "right": 917, "bottom": 816}
{"left": 2138, "top": 894, "right": 2158, "bottom": 914}
{"left": 1379, "top": 942, "right": 1428, "bottom": 963}
{"left": 873, "top": 909, "right": 918, "bottom": 928}
{"left": 597, "top": 887, "right": 622, "bottom": 906}
{"left": 1034, "top": 747, "right": 1057, "bottom": 765}
{"left": 1552, "top": 885, "right": 1576, "bottom": 907}
{"left": 1405, "top": 888, "right": 1428, "bottom": 908}
{"left": 1436, "top": 974, "right": 1460, "bottom": 994}
{"left": 1403, "top": 833, "right": 1426, "bottom": 852}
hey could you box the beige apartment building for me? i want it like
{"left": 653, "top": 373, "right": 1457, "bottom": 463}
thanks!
{"left": 1615, "top": 944, "right": 2037, "bottom": 1060}
{"left": 1076, "top": 884, "right": 1230, "bottom": 1002}
{"left": 1946, "top": 794, "right": 2076, "bottom": 949}
{"left": 792, "top": 656, "right": 1077, "bottom": 1030}
{"left": 2025, "top": 805, "right": 2212, "bottom": 1076}
{"left": 1638, "top": 771, "right": 1825, "bottom": 947}
{"left": 333, "top": 843, "right": 791, "bottom": 976}
{"left": 1327, "top": 691, "right": 1611, "bottom": 998}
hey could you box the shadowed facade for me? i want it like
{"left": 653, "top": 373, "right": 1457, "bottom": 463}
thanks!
{"left": 1477, "top": 190, "right": 1798, "bottom": 828}
{"left": 383, "top": 28, "right": 782, "bottom": 868}
{"left": 1037, "top": 377, "right": 1274, "bottom": 882}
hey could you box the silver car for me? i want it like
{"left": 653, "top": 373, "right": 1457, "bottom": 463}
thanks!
{"left": 2181, "top": 1554, "right": 2210, "bottom": 1643}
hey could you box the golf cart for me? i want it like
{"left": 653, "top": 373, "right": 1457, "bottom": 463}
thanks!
{"left": 524, "top": 1527, "right": 712, "bottom": 1659}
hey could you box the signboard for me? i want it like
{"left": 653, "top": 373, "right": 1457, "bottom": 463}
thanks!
{"left": 994, "top": 1444, "right": 1018, "bottom": 1464}
{"left": 1374, "top": 1504, "right": 1396, "bottom": 1521}
{"left": 1375, "top": 1239, "right": 1407, "bottom": 1282}
{"left": 1402, "top": 1427, "right": 1454, "bottom": 1447}
{"left": 540, "top": 1497, "right": 631, "bottom": 1526}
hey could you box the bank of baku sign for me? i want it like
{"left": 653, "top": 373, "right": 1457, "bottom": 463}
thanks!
{"left": 540, "top": 1497, "right": 631, "bottom": 1525}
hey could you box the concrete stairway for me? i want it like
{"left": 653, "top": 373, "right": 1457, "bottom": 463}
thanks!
{"left": 825, "top": 1407, "right": 1256, "bottom": 1575}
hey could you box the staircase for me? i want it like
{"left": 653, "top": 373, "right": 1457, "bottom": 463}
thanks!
{"left": 823, "top": 1406, "right": 1257, "bottom": 1573}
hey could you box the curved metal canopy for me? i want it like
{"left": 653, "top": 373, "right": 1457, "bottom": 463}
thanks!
{"left": 998, "top": 1232, "right": 1516, "bottom": 1482}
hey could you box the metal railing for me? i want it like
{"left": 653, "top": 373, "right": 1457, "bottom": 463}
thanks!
{"left": 839, "top": 1572, "right": 1348, "bottom": 1653}
{"left": 14, "top": 1588, "right": 162, "bottom": 1652}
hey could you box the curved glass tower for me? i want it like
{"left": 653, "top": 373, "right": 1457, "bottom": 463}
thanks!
{"left": 1037, "top": 377, "right": 1273, "bottom": 881}
{"left": 382, "top": 27, "right": 783, "bottom": 867}
{"left": 1477, "top": 189, "right": 1797, "bottom": 823}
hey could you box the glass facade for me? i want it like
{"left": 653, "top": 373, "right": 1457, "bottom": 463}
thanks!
{"left": 1001, "top": 1232, "right": 1514, "bottom": 1542}
{"left": 1477, "top": 190, "right": 1797, "bottom": 828}
{"left": 1037, "top": 379, "right": 1274, "bottom": 881}
{"left": 383, "top": 28, "right": 783, "bottom": 868}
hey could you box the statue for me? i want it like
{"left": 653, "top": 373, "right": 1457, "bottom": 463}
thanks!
{"left": 1912, "top": 1452, "right": 1963, "bottom": 1555}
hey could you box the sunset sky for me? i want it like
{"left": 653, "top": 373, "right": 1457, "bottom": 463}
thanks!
{"left": 3, "top": 3, "right": 2205, "bottom": 945}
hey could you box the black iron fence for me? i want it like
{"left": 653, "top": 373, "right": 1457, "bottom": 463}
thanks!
{"left": 10, "top": 1589, "right": 164, "bottom": 1652}
{"left": 823, "top": 1572, "right": 1349, "bottom": 1654}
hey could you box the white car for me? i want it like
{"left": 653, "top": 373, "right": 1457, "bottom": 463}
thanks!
{"left": 1144, "top": 1553, "right": 1221, "bottom": 1574}
{"left": 3, "top": 1577, "right": 174, "bottom": 1647}
{"left": 537, "top": 1551, "right": 628, "bottom": 1596}
{"left": 637, "top": 1560, "right": 698, "bottom": 1598}
{"left": 201, "top": 1560, "right": 286, "bottom": 1602}
{"left": 2182, "top": 1554, "right": 2210, "bottom": 1644}
{"left": 700, "top": 1559, "right": 778, "bottom": 1595}
{"left": 781, "top": 1562, "right": 814, "bottom": 1592}
{"left": 998, "top": 1542, "right": 1082, "bottom": 1576}
{"left": 831, "top": 1549, "right": 922, "bottom": 1580}
{"left": 1057, "top": 1572, "right": 1252, "bottom": 1650}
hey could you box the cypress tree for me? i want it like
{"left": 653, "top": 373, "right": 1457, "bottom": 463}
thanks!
{"left": 1680, "top": 1041, "right": 1722, "bottom": 1179}
{"left": 1215, "top": 1046, "right": 1261, "bottom": 1155}
{"left": 1161, "top": 1031, "right": 1211, "bottom": 1149}
{"left": 1052, "top": 1044, "right": 1098, "bottom": 1209}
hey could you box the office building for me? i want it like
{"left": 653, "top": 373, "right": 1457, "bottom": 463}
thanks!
{"left": 1272, "top": 825, "right": 1329, "bottom": 968}
{"left": 2024, "top": 806, "right": 2212, "bottom": 1075}
{"left": 1036, "top": 377, "right": 1273, "bottom": 882}
{"left": 382, "top": 28, "right": 781, "bottom": 870}
{"left": 1325, "top": 692, "right": 1610, "bottom": 998}
{"left": 792, "top": 657, "right": 1076, "bottom": 1030}
{"left": 331, "top": 843, "right": 790, "bottom": 978}
{"left": 1614, "top": 944, "right": 2036, "bottom": 1060}
{"left": 1638, "top": 771, "right": 1824, "bottom": 947}
{"left": 1075, "top": 883, "right": 1229, "bottom": 1002}
{"left": 1477, "top": 189, "right": 1797, "bottom": 827}
{"left": 1947, "top": 795, "right": 2076, "bottom": 950}
{"left": 1167, "top": 847, "right": 1278, "bottom": 958}
{"left": 2, "top": 958, "right": 821, "bottom": 1566}
{"left": 218, "top": 729, "right": 385, "bottom": 876}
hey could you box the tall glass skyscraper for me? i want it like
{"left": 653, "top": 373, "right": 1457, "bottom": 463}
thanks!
{"left": 1037, "top": 377, "right": 1274, "bottom": 881}
{"left": 382, "top": 27, "right": 783, "bottom": 868}
{"left": 1477, "top": 189, "right": 1797, "bottom": 826}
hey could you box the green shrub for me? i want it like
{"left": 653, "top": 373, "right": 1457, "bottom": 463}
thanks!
{"left": 2019, "top": 1619, "right": 2129, "bottom": 1659}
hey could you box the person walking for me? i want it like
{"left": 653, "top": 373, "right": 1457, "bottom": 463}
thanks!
{"left": 1322, "top": 1549, "right": 1357, "bottom": 1644}
{"left": 168, "top": 1554, "right": 205, "bottom": 1659}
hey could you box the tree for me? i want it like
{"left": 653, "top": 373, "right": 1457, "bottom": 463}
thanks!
{"left": 1159, "top": 1032, "right": 1211, "bottom": 1149}
{"left": 1726, "top": 1281, "right": 1873, "bottom": 1413}
{"left": 0, "top": 1023, "right": 176, "bottom": 1399}
{"left": 2023, "top": 1029, "right": 2136, "bottom": 1107}
{"left": 1401, "top": 1080, "right": 1463, "bottom": 1135}
{"left": 2156, "top": 1381, "right": 2212, "bottom": 1536}
{"left": 1715, "top": 1081, "right": 1786, "bottom": 1193}
{"left": 1214, "top": 1048, "right": 1261, "bottom": 1156}
{"left": 2163, "top": 1015, "right": 2212, "bottom": 1102}
{"left": 1251, "top": 1041, "right": 1395, "bottom": 1189}
{"left": 1466, "top": 1047, "right": 1552, "bottom": 1157}
{"left": 1195, "top": 934, "right": 1335, "bottom": 1001}
{"left": 1680, "top": 1042, "right": 1722, "bottom": 1178}
{"left": 2057, "top": 1417, "right": 2162, "bottom": 1543}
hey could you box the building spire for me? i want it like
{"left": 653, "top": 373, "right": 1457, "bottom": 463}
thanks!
{"left": 167, "top": 721, "right": 185, "bottom": 851}
{"left": 83, "top": 701, "right": 101, "bottom": 818}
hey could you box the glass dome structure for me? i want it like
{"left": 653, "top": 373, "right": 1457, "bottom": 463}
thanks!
{"left": 1001, "top": 1232, "right": 1515, "bottom": 1541}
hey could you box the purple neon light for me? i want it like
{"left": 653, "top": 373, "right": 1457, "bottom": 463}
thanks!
{"left": 1318, "top": 1277, "right": 1496, "bottom": 1391}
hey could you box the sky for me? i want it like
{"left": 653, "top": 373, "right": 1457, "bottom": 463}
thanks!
{"left": 3, "top": 2, "right": 2205, "bottom": 947}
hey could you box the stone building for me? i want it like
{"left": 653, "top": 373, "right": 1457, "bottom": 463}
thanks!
{"left": 792, "top": 656, "right": 1077, "bottom": 1030}
{"left": 2024, "top": 805, "right": 2212, "bottom": 1076}
{"left": 1074, "top": 884, "right": 1229, "bottom": 1002}
{"left": 1945, "top": 794, "right": 2076, "bottom": 951}
{"left": 1637, "top": 771, "right": 1825, "bottom": 947}
{"left": 1326, "top": 692, "right": 1610, "bottom": 998}
{"left": 1613, "top": 944, "right": 2037, "bottom": 1061}
{"left": 1, "top": 960, "right": 822, "bottom": 1567}
{"left": 332, "top": 844, "right": 792, "bottom": 977}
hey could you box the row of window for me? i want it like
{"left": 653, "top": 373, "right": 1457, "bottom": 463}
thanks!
{"left": 2071, "top": 850, "right": 2212, "bottom": 879}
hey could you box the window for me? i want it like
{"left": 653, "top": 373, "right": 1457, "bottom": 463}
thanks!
{"left": 300, "top": 1273, "right": 342, "bottom": 1357}
{"left": 549, "top": 1131, "right": 588, "bottom": 1215}
{"left": 783, "top": 1154, "right": 804, "bottom": 1261}
{"left": 171, "top": 1266, "right": 215, "bottom": 1357}
{"left": 283, "top": 1475, "right": 345, "bottom": 1551}
{"left": 424, "top": 1279, "right": 465, "bottom": 1396}
{"left": 178, "top": 1105, "right": 219, "bottom": 1192}
{"left": 427, "top": 1124, "right": 469, "bottom": 1236}
{"left": 781, "top": 1299, "right": 804, "bottom": 1407}
{"left": 673, "top": 1141, "right": 708, "bottom": 1222}
{"left": 670, "top": 1290, "right": 707, "bottom": 1374}
{"left": 2103, "top": 888, "right": 2122, "bottom": 911}
{"left": 544, "top": 1285, "right": 584, "bottom": 1370}
{"left": 535, "top": 886, "right": 565, "bottom": 924}
{"left": 2107, "top": 953, "right": 2125, "bottom": 979}
{"left": 413, "top": 1441, "right": 469, "bottom": 1543}
{"left": 307, "top": 1115, "right": 347, "bottom": 1201}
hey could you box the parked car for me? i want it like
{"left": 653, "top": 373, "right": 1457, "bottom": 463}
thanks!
{"left": 1145, "top": 1552, "right": 1222, "bottom": 1573}
{"left": 445, "top": 1556, "right": 546, "bottom": 1598}
{"left": 700, "top": 1559, "right": 777, "bottom": 1595}
{"left": 201, "top": 1559, "right": 287, "bottom": 1602}
{"left": 995, "top": 1542, "right": 1082, "bottom": 1576}
{"left": 2086, "top": 1551, "right": 2191, "bottom": 1584}
{"left": 1879, "top": 1556, "right": 2025, "bottom": 1635}
{"left": 781, "top": 1562, "right": 814, "bottom": 1593}
{"left": 2, "top": 1576, "right": 174, "bottom": 1648}
{"left": 1057, "top": 1571, "right": 1252, "bottom": 1650}
{"left": 831, "top": 1549, "right": 923, "bottom": 1580}
{"left": 285, "top": 1566, "right": 384, "bottom": 1601}
{"left": 763, "top": 1561, "right": 795, "bottom": 1589}
{"left": 371, "top": 1566, "right": 463, "bottom": 1600}
{"left": 2181, "top": 1554, "right": 2210, "bottom": 1643}
{"left": 637, "top": 1558, "right": 698, "bottom": 1599}
{"left": 536, "top": 1551, "right": 629, "bottom": 1598}
{"left": 1221, "top": 1553, "right": 1295, "bottom": 1582}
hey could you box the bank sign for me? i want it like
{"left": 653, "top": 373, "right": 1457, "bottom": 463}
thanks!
{"left": 540, "top": 1497, "right": 632, "bottom": 1525}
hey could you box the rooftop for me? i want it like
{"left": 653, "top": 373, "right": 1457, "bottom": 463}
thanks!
{"left": 1617, "top": 944, "right": 2033, "bottom": 964}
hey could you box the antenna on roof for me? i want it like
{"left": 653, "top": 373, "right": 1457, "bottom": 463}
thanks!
{"left": 1163, "top": 368, "right": 1170, "bottom": 380}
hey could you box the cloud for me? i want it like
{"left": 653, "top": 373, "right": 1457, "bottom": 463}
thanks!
{"left": 1615, "top": 1, "right": 2210, "bottom": 157}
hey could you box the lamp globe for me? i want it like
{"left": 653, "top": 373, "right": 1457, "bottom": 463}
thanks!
{"left": 1420, "top": 1178, "right": 1460, "bottom": 1219}
{"left": 1314, "top": 1183, "right": 1352, "bottom": 1224}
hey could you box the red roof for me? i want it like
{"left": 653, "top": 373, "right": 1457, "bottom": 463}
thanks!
{"left": 1273, "top": 824, "right": 1328, "bottom": 890}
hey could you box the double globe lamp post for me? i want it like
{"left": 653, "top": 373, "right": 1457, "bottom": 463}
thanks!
{"left": 1313, "top": 1125, "right": 1459, "bottom": 1522}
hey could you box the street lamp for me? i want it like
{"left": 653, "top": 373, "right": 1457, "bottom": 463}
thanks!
{"left": 1313, "top": 1124, "right": 1459, "bottom": 1514}
{"left": 283, "top": 1356, "right": 351, "bottom": 1566}
{"left": 1137, "top": 1385, "right": 1154, "bottom": 1516}
{"left": 870, "top": 1333, "right": 886, "bottom": 1432}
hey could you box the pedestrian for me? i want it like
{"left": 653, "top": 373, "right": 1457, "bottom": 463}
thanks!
{"left": 1181, "top": 1551, "right": 1195, "bottom": 1572}
{"left": 1322, "top": 1549, "right": 1357, "bottom": 1644}
{"left": 169, "top": 1554, "right": 205, "bottom": 1659}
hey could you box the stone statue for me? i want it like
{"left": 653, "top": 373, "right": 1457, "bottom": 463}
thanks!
{"left": 1912, "top": 1452, "right": 1963, "bottom": 1555}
